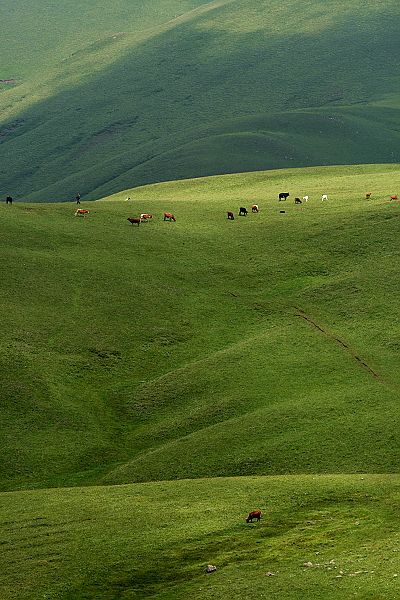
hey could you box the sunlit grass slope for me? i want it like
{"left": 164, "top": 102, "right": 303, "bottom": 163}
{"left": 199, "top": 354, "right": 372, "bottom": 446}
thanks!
{"left": 0, "top": 163, "right": 399, "bottom": 492}
{"left": 0, "top": 0, "right": 399, "bottom": 201}
{"left": 1, "top": 475, "right": 400, "bottom": 599}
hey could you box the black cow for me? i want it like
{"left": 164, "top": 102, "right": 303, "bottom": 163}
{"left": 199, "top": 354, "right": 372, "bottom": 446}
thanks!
{"left": 239, "top": 207, "right": 248, "bottom": 216}
{"left": 279, "top": 192, "right": 289, "bottom": 201}
{"left": 294, "top": 197, "right": 302, "bottom": 204}
{"left": 6, "top": 196, "right": 13, "bottom": 205}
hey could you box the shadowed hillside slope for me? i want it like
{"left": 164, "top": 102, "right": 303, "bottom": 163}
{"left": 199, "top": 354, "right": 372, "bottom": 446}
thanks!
{"left": 0, "top": 0, "right": 399, "bottom": 201}
{"left": 0, "top": 164, "right": 399, "bottom": 491}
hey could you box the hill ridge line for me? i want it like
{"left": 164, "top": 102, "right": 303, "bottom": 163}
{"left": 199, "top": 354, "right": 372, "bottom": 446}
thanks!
{"left": 102, "top": 403, "right": 270, "bottom": 482}
{"left": 161, "top": 0, "right": 235, "bottom": 29}
{"left": 129, "top": 320, "right": 288, "bottom": 391}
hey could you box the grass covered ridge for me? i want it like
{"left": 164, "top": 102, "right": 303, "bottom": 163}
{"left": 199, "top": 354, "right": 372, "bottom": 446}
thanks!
{"left": 0, "top": 163, "right": 399, "bottom": 492}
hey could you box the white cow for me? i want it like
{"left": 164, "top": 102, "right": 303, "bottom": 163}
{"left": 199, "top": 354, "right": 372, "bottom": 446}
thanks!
{"left": 303, "top": 195, "right": 309, "bottom": 202}
{"left": 321, "top": 194, "right": 328, "bottom": 201}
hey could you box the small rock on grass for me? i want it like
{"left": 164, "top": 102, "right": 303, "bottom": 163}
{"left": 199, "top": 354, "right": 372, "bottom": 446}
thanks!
{"left": 206, "top": 565, "right": 216, "bottom": 573}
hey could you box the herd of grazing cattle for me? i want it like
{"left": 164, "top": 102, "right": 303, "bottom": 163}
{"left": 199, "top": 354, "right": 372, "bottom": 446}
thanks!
{"left": 73, "top": 190, "right": 398, "bottom": 225}
{"left": 227, "top": 192, "right": 333, "bottom": 219}
{"left": 5, "top": 191, "right": 398, "bottom": 228}
{"left": 224, "top": 191, "right": 398, "bottom": 219}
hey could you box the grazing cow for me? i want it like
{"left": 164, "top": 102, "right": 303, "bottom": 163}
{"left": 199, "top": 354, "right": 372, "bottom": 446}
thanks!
{"left": 5, "top": 195, "right": 13, "bottom": 205}
{"left": 279, "top": 192, "right": 289, "bottom": 201}
{"left": 127, "top": 217, "right": 140, "bottom": 226}
{"left": 246, "top": 510, "right": 262, "bottom": 523}
{"left": 365, "top": 193, "right": 372, "bottom": 199}
{"left": 294, "top": 197, "right": 302, "bottom": 204}
{"left": 390, "top": 195, "right": 398, "bottom": 200}
{"left": 227, "top": 211, "right": 235, "bottom": 220}
{"left": 321, "top": 194, "right": 328, "bottom": 201}
{"left": 251, "top": 204, "right": 259, "bottom": 213}
{"left": 239, "top": 207, "right": 248, "bottom": 216}
{"left": 75, "top": 209, "right": 89, "bottom": 216}
{"left": 303, "top": 195, "right": 309, "bottom": 202}
{"left": 140, "top": 213, "right": 153, "bottom": 221}
{"left": 164, "top": 212, "right": 176, "bottom": 221}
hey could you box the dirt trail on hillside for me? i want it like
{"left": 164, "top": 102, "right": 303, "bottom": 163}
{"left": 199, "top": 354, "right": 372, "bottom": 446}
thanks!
{"left": 295, "top": 307, "right": 381, "bottom": 381}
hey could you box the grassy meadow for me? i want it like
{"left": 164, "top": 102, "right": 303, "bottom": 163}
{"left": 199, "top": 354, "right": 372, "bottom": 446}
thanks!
{"left": 0, "top": 0, "right": 399, "bottom": 201}
{"left": 1, "top": 3, "right": 400, "bottom": 597}
{"left": 1, "top": 474, "right": 400, "bottom": 599}
{"left": 0, "top": 162, "right": 399, "bottom": 490}
{"left": 0, "top": 162, "right": 400, "bottom": 597}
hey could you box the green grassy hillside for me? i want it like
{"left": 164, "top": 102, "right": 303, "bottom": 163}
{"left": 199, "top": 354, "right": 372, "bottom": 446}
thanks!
{"left": 0, "top": 0, "right": 399, "bottom": 201}
{"left": 1, "top": 474, "right": 400, "bottom": 599}
{"left": 0, "top": 164, "right": 399, "bottom": 492}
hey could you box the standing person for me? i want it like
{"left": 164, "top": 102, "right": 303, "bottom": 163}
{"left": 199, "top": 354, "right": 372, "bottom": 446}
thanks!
{"left": 6, "top": 195, "right": 12, "bottom": 205}
{"left": 75, "top": 193, "right": 81, "bottom": 205}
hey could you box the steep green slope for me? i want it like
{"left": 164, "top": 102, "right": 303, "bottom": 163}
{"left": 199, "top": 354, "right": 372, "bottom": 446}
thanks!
{"left": 0, "top": 0, "right": 209, "bottom": 78}
{"left": 0, "top": 164, "right": 399, "bottom": 491}
{"left": 0, "top": 0, "right": 399, "bottom": 201}
{"left": 1, "top": 475, "right": 400, "bottom": 599}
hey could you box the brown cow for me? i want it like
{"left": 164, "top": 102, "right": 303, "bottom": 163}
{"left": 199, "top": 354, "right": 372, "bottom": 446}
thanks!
{"left": 390, "top": 195, "right": 398, "bottom": 200}
{"left": 246, "top": 510, "right": 262, "bottom": 523}
{"left": 227, "top": 211, "right": 235, "bottom": 220}
{"left": 75, "top": 209, "right": 89, "bottom": 217}
{"left": 140, "top": 213, "right": 153, "bottom": 221}
{"left": 164, "top": 212, "right": 176, "bottom": 221}
{"left": 251, "top": 204, "right": 259, "bottom": 213}
{"left": 127, "top": 217, "right": 140, "bottom": 226}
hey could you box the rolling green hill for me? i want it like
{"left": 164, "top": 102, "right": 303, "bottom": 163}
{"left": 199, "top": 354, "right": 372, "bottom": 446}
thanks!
{"left": 1, "top": 163, "right": 400, "bottom": 598}
{"left": 0, "top": 0, "right": 399, "bottom": 201}
{"left": 0, "top": 163, "right": 399, "bottom": 492}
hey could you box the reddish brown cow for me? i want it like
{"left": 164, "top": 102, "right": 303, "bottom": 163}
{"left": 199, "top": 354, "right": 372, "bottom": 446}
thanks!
{"left": 127, "top": 217, "right": 141, "bottom": 226}
{"left": 390, "top": 195, "right": 398, "bottom": 200}
{"left": 227, "top": 211, "right": 235, "bottom": 220}
{"left": 75, "top": 209, "right": 89, "bottom": 216}
{"left": 246, "top": 510, "right": 262, "bottom": 523}
{"left": 164, "top": 212, "right": 176, "bottom": 221}
{"left": 251, "top": 204, "right": 259, "bottom": 213}
{"left": 140, "top": 213, "right": 153, "bottom": 221}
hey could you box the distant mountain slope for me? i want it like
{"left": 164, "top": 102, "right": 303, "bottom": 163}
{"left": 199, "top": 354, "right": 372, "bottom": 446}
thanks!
{"left": 0, "top": 0, "right": 399, "bottom": 201}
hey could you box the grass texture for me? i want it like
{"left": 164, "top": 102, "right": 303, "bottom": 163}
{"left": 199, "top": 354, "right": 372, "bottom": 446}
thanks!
{"left": 0, "top": 162, "right": 400, "bottom": 598}
{"left": 1, "top": 474, "right": 400, "bottom": 599}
